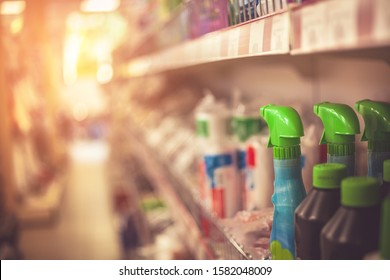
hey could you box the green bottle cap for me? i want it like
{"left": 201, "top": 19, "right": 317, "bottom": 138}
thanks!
{"left": 355, "top": 100, "right": 390, "bottom": 151}
{"left": 380, "top": 196, "right": 390, "bottom": 260}
{"left": 232, "top": 116, "right": 263, "bottom": 142}
{"left": 314, "top": 102, "right": 360, "bottom": 147}
{"left": 313, "top": 163, "right": 348, "bottom": 189}
{"left": 341, "top": 177, "right": 380, "bottom": 207}
{"left": 260, "top": 104, "right": 304, "bottom": 160}
{"left": 384, "top": 160, "right": 390, "bottom": 183}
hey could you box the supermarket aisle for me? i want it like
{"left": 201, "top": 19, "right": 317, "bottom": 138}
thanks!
{"left": 20, "top": 140, "right": 121, "bottom": 260}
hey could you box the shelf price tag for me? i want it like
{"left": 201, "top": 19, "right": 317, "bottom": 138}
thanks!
{"left": 249, "top": 20, "right": 265, "bottom": 54}
{"left": 326, "top": 0, "right": 358, "bottom": 48}
{"left": 270, "top": 13, "right": 290, "bottom": 53}
{"left": 300, "top": 3, "right": 327, "bottom": 52}
{"left": 373, "top": 0, "right": 390, "bottom": 42}
{"left": 227, "top": 28, "right": 240, "bottom": 57}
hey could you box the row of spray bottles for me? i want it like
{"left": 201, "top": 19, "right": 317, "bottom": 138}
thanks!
{"left": 262, "top": 100, "right": 390, "bottom": 260}
{"left": 195, "top": 92, "right": 390, "bottom": 260}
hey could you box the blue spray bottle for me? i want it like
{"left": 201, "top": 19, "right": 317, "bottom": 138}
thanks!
{"left": 260, "top": 104, "right": 307, "bottom": 260}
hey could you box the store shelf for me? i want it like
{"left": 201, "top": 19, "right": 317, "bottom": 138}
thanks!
{"left": 111, "top": 0, "right": 390, "bottom": 262}
{"left": 291, "top": 0, "right": 390, "bottom": 54}
{"left": 120, "top": 0, "right": 390, "bottom": 78}
{"left": 127, "top": 121, "right": 268, "bottom": 260}
{"left": 129, "top": 127, "right": 214, "bottom": 259}
{"left": 123, "top": 11, "right": 290, "bottom": 77}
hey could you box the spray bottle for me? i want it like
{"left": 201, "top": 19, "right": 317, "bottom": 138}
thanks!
{"left": 354, "top": 100, "right": 390, "bottom": 183}
{"left": 314, "top": 102, "right": 360, "bottom": 176}
{"left": 260, "top": 104, "right": 307, "bottom": 260}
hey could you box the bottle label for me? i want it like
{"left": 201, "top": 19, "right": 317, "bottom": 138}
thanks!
{"left": 204, "top": 153, "right": 235, "bottom": 218}
{"left": 270, "top": 158, "right": 306, "bottom": 259}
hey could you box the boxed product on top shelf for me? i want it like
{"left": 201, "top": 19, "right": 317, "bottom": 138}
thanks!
{"left": 229, "top": 0, "right": 304, "bottom": 25}
{"left": 124, "top": 0, "right": 310, "bottom": 60}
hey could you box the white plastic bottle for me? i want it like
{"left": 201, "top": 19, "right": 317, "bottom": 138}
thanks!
{"left": 245, "top": 127, "right": 274, "bottom": 210}
{"left": 194, "top": 93, "right": 217, "bottom": 211}
{"left": 231, "top": 111, "right": 263, "bottom": 211}
{"left": 200, "top": 103, "right": 239, "bottom": 219}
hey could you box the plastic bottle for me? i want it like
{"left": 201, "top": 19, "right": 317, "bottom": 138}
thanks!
{"left": 195, "top": 93, "right": 218, "bottom": 210}
{"left": 382, "top": 159, "right": 390, "bottom": 199}
{"left": 314, "top": 102, "right": 360, "bottom": 176}
{"left": 354, "top": 100, "right": 390, "bottom": 183}
{"left": 365, "top": 195, "right": 390, "bottom": 260}
{"left": 295, "top": 163, "right": 347, "bottom": 260}
{"left": 245, "top": 127, "right": 274, "bottom": 210}
{"left": 260, "top": 104, "right": 307, "bottom": 260}
{"left": 321, "top": 176, "right": 381, "bottom": 260}
{"left": 379, "top": 196, "right": 390, "bottom": 259}
{"left": 232, "top": 109, "right": 263, "bottom": 211}
{"left": 201, "top": 103, "right": 238, "bottom": 219}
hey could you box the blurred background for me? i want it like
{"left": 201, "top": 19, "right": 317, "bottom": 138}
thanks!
{"left": 0, "top": 0, "right": 389, "bottom": 260}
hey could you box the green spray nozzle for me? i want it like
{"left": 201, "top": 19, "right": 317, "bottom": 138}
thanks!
{"left": 260, "top": 104, "right": 304, "bottom": 148}
{"left": 354, "top": 99, "right": 390, "bottom": 144}
{"left": 314, "top": 102, "right": 360, "bottom": 145}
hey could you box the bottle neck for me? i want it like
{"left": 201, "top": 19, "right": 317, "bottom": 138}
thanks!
{"left": 328, "top": 142, "right": 355, "bottom": 156}
{"left": 273, "top": 145, "right": 301, "bottom": 160}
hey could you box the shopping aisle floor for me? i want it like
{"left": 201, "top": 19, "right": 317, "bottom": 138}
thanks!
{"left": 20, "top": 140, "right": 121, "bottom": 259}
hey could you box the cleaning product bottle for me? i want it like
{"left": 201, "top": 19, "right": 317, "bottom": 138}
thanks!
{"left": 260, "top": 104, "right": 307, "bottom": 260}
{"left": 195, "top": 93, "right": 218, "bottom": 210}
{"left": 354, "top": 100, "right": 390, "bottom": 183}
{"left": 232, "top": 109, "right": 263, "bottom": 211}
{"left": 202, "top": 103, "right": 238, "bottom": 219}
{"left": 314, "top": 102, "right": 360, "bottom": 176}
{"left": 295, "top": 163, "right": 347, "bottom": 259}
{"left": 382, "top": 159, "right": 390, "bottom": 199}
{"left": 365, "top": 195, "right": 390, "bottom": 260}
{"left": 245, "top": 126, "right": 274, "bottom": 210}
{"left": 321, "top": 176, "right": 381, "bottom": 260}
{"left": 379, "top": 196, "right": 390, "bottom": 259}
